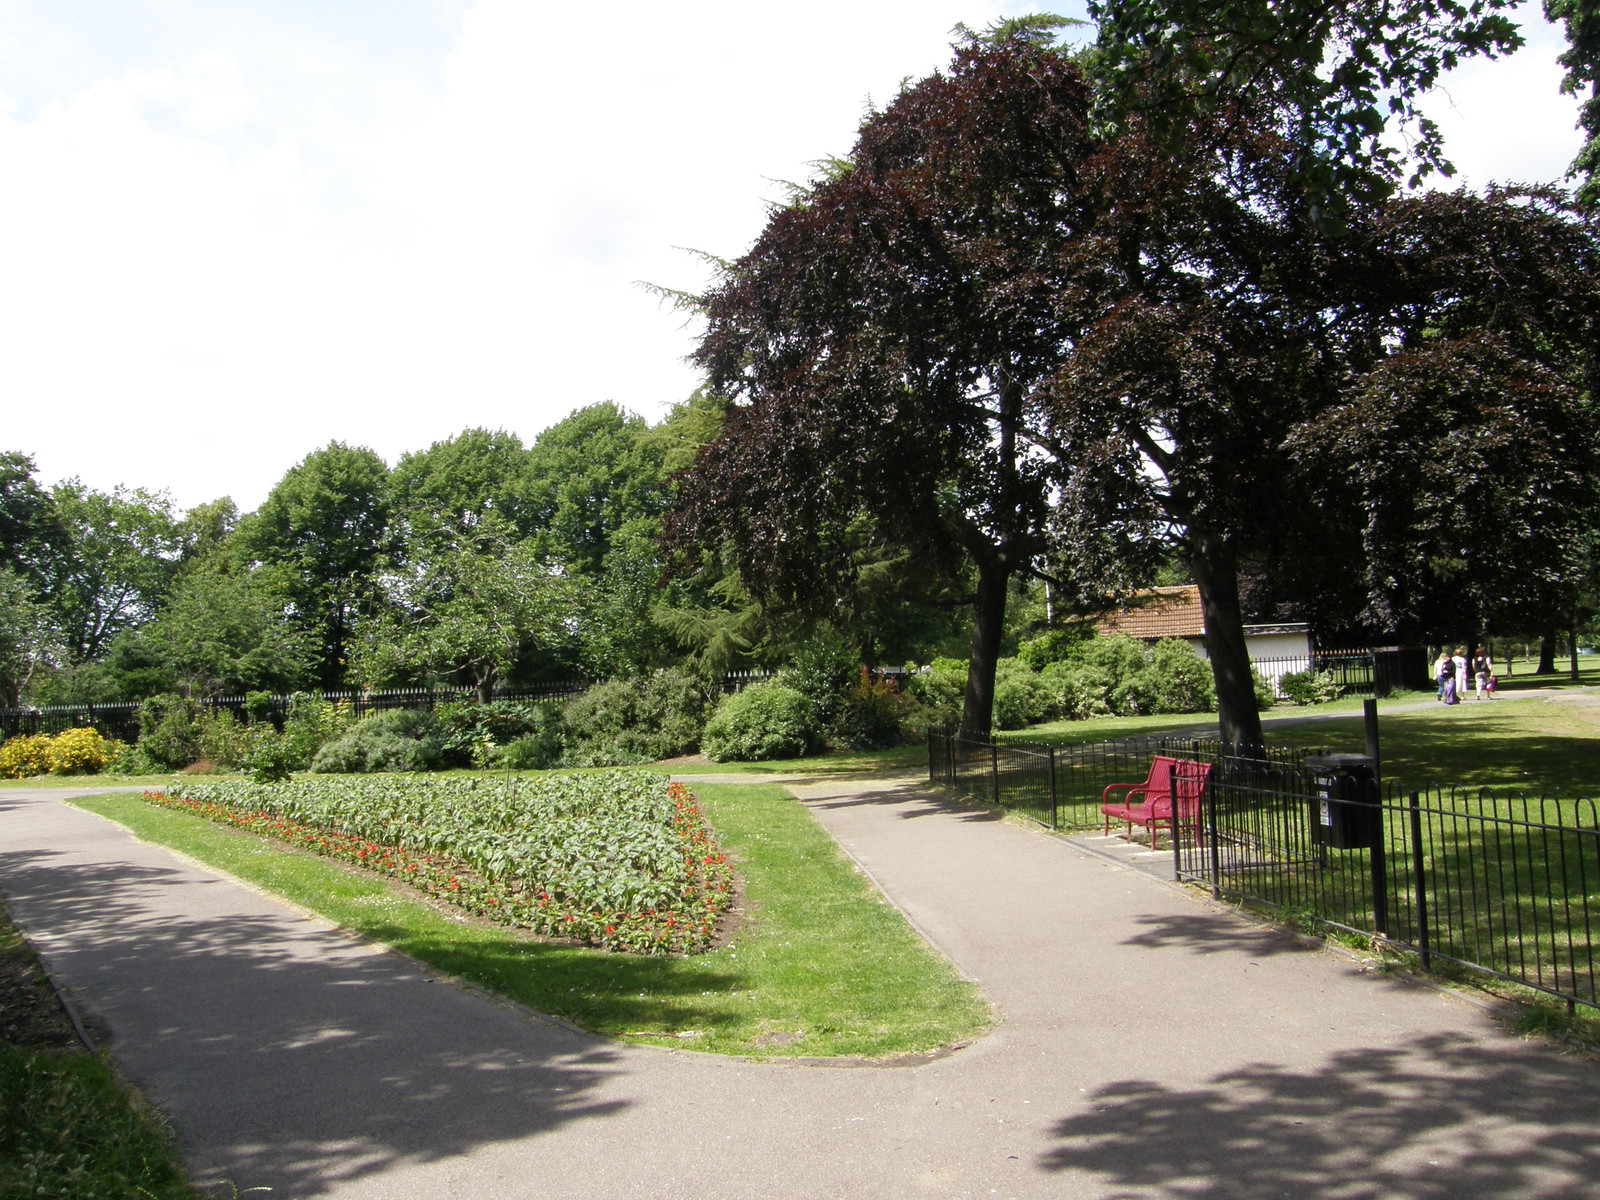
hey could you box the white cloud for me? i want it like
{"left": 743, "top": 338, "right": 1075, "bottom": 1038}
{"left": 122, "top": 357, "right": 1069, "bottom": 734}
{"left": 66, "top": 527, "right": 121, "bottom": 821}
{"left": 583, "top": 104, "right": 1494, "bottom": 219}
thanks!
{"left": 1420, "top": 13, "right": 1583, "bottom": 189}
{"left": 0, "top": 1, "right": 1586, "bottom": 514}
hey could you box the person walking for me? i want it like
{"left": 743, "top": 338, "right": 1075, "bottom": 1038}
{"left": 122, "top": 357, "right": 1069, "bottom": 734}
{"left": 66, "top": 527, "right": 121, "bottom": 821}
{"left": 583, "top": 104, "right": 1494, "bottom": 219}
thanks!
{"left": 1473, "top": 647, "right": 1494, "bottom": 699}
{"left": 1438, "top": 651, "right": 1459, "bottom": 704}
{"left": 1434, "top": 650, "right": 1452, "bottom": 701}
{"left": 1453, "top": 647, "right": 1470, "bottom": 704}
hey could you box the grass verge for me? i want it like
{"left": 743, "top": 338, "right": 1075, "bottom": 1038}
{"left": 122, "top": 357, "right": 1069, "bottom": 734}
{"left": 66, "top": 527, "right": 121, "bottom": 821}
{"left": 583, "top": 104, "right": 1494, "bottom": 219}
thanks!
{"left": 69, "top": 783, "right": 990, "bottom": 1060}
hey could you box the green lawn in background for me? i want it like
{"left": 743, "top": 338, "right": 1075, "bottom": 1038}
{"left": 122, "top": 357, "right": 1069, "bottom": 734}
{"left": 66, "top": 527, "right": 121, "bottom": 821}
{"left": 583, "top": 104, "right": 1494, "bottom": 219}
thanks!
{"left": 70, "top": 782, "right": 990, "bottom": 1061}
{"left": 1268, "top": 696, "right": 1600, "bottom": 798}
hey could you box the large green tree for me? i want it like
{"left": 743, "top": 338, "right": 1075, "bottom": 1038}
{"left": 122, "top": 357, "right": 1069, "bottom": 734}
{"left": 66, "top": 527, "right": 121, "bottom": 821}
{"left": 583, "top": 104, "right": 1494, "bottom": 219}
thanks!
{"left": 0, "top": 567, "right": 59, "bottom": 707}
{"left": 43, "top": 479, "right": 181, "bottom": 664}
{"left": 139, "top": 561, "right": 317, "bottom": 699}
{"left": 1087, "top": 0, "right": 1597, "bottom": 213}
{"left": 352, "top": 536, "right": 572, "bottom": 701}
{"left": 389, "top": 428, "right": 538, "bottom": 548}
{"left": 526, "top": 403, "right": 668, "bottom": 577}
{"left": 236, "top": 442, "right": 391, "bottom": 689}
{"left": 0, "top": 452, "right": 61, "bottom": 592}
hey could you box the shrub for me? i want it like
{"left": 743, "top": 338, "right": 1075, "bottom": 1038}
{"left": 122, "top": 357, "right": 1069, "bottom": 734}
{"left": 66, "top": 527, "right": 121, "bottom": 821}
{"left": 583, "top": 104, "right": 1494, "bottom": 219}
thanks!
{"left": 243, "top": 690, "right": 277, "bottom": 724}
{"left": 192, "top": 708, "right": 255, "bottom": 770}
{"left": 309, "top": 709, "right": 442, "bottom": 775}
{"left": 280, "top": 693, "right": 351, "bottom": 771}
{"left": 1041, "top": 661, "right": 1113, "bottom": 720}
{"left": 435, "top": 700, "right": 546, "bottom": 758}
{"left": 1278, "top": 668, "right": 1340, "bottom": 706}
{"left": 47, "top": 727, "right": 112, "bottom": 775}
{"left": 243, "top": 733, "right": 295, "bottom": 783}
{"left": 104, "top": 739, "right": 163, "bottom": 776}
{"left": 488, "top": 705, "right": 563, "bottom": 771}
{"left": 1078, "top": 634, "right": 1150, "bottom": 682}
{"left": 991, "top": 658, "right": 1058, "bottom": 730}
{"left": 832, "top": 669, "right": 915, "bottom": 749}
{"left": 137, "top": 694, "right": 198, "bottom": 769}
{"left": 560, "top": 668, "right": 714, "bottom": 767}
{"left": 1016, "top": 625, "right": 1096, "bottom": 672}
{"left": 778, "top": 628, "right": 859, "bottom": 734}
{"left": 1145, "top": 639, "right": 1217, "bottom": 714}
{"left": 0, "top": 734, "right": 55, "bottom": 779}
{"left": 496, "top": 731, "right": 560, "bottom": 771}
{"left": 1252, "top": 668, "right": 1279, "bottom": 710}
{"left": 907, "top": 657, "right": 966, "bottom": 727}
{"left": 701, "top": 681, "right": 818, "bottom": 761}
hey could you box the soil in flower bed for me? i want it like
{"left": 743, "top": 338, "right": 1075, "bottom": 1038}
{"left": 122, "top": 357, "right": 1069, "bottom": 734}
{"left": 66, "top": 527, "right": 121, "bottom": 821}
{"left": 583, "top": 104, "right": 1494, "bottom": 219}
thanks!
{"left": 0, "top": 904, "right": 82, "bottom": 1053}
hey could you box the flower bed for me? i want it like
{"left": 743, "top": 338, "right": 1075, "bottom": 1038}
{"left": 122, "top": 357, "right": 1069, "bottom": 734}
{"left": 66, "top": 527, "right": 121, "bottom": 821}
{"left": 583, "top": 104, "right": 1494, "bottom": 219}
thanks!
{"left": 144, "top": 771, "right": 732, "bottom": 954}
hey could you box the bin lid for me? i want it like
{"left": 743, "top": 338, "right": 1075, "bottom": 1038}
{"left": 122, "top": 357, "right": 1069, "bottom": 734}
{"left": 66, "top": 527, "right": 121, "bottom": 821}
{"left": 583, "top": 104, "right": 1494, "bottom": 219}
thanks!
{"left": 1303, "top": 753, "right": 1376, "bottom": 772}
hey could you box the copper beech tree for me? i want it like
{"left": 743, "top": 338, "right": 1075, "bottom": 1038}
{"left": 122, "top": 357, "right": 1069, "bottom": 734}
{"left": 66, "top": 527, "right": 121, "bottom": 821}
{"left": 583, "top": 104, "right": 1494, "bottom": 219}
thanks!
{"left": 664, "top": 27, "right": 1599, "bottom": 741}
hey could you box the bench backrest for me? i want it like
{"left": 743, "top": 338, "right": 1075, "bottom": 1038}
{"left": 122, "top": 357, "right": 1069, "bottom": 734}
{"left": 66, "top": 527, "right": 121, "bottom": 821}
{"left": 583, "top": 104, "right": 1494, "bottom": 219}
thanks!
{"left": 1145, "top": 756, "right": 1212, "bottom": 816}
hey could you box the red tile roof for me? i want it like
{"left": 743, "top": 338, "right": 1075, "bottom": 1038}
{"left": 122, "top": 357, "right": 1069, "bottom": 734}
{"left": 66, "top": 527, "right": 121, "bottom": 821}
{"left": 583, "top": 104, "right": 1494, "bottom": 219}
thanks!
{"left": 1092, "top": 585, "right": 1205, "bottom": 641}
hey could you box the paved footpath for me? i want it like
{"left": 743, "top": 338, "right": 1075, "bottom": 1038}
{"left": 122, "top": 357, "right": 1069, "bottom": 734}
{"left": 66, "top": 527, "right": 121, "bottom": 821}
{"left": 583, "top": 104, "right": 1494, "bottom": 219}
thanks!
{"left": 3, "top": 774, "right": 1599, "bottom": 1199}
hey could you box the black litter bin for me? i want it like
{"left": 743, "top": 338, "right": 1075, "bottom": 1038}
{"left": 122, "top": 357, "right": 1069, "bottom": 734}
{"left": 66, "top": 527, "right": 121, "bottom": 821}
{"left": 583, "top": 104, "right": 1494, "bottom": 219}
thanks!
{"left": 1304, "top": 753, "right": 1380, "bottom": 850}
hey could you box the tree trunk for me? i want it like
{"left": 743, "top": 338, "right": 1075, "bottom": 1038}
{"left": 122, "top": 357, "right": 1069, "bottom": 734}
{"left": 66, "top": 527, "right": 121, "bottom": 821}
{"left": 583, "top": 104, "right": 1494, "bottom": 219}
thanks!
{"left": 959, "top": 557, "right": 1009, "bottom": 739}
{"left": 1190, "top": 533, "right": 1265, "bottom": 748}
{"left": 1538, "top": 629, "right": 1557, "bottom": 675}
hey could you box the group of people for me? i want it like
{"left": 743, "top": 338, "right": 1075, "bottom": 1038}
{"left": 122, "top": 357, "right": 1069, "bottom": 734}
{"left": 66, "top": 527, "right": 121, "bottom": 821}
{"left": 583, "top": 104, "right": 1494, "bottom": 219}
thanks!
{"left": 1435, "top": 646, "right": 1496, "bottom": 705}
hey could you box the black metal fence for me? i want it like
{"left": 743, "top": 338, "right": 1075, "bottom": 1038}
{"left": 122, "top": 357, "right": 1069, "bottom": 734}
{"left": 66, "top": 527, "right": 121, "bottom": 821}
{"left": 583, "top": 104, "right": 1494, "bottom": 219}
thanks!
{"left": 0, "top": 683, "right": 595, "bottom": 743}
{"left": 926, "top": 727, "right": 1317, "bottom": 832}
{"left": 1248, "top": 647, "right": 1430, "bottom": 698}
{"left": 929, "top": 729, "right": 1600, "bottom": 1012}
{"left": 1179, "top": 765, "right": 1600, "bottom": 1010}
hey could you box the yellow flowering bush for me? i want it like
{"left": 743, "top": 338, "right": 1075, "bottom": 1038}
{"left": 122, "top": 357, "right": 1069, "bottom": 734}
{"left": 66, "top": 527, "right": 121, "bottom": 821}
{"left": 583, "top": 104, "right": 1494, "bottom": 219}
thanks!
{"left": 49, "top": 727, "right": 112, "bottom": 775}
{"left": 0, "top": 734, "right": 55, "bottom": 779}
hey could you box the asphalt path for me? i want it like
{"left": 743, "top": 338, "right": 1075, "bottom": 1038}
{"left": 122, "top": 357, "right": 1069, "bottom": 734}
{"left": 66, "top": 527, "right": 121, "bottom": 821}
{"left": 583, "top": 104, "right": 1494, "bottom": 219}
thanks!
{"left": 2, "top": 768, "right": 1598, "bottom": 1199}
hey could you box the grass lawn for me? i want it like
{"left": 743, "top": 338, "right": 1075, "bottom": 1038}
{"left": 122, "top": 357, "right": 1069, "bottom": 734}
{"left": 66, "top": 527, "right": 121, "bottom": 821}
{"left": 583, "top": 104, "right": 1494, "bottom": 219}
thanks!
{"left": 1263, "top": 695, "right": 1600, "bottom": 797}
{"left": 70, "top": 781, "right": 990, "bottom": 1061}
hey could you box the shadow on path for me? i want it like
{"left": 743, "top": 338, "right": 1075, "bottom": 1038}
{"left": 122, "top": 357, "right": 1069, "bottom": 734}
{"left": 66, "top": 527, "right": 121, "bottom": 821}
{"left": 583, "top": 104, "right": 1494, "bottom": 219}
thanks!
{"left": 798, "top": 779, "right": 1006, "bottom": 824}
{"left": 1115, "top": 910, "right": 1324, "bottom": 959}
{"left": 1041, "top": 1032, "right": 1600, "bottom": 1199}
{"left": 0, "top": 839, "right": 633, "bottom": 1197}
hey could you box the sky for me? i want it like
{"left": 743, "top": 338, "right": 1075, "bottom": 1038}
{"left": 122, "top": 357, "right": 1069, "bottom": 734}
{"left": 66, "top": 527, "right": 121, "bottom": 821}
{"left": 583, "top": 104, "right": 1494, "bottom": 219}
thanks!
{"left": 0, "top": 1, "right": 1586, "bottom": 516}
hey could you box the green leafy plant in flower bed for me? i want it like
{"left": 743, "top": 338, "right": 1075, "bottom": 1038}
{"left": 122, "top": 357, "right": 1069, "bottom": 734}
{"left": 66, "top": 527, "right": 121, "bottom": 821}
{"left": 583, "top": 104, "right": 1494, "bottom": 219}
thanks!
{"left": 146, "top": 771, "right": 732, "bottom": 954}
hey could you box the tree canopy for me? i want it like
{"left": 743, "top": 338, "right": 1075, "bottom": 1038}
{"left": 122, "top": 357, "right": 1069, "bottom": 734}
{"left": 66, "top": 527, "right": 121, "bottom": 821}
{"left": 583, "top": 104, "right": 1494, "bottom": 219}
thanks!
{"left": 237, "top": 442, "right": 392, "bottom": 689}
{"left": 667, "top": 23, "right": 1600, "bottom": 742}
{"left": 1086, "top": 0, "right": 1597, "bottom": 216}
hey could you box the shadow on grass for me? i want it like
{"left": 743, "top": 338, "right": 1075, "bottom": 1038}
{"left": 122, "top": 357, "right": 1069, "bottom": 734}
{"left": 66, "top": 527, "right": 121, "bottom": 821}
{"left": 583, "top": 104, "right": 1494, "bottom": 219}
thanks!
{"left": 1041, "top": 1032, "right": 1600, "bottom": 1198}
{"left": 0, "top": 822, "right": 736, "bottom": 1198}
{"left": 1269, "top": 704, "right": 1600, "bottom": 798}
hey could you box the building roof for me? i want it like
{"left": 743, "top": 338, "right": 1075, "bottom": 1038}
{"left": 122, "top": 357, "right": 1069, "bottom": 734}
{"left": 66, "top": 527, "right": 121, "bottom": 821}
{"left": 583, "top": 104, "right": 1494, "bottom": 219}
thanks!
{"left": 1093, "top": 585, "right": 1205, "bottom": 641}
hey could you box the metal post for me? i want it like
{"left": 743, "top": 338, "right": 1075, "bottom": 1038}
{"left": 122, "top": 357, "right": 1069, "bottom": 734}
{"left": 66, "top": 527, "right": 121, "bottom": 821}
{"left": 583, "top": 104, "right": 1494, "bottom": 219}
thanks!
{"left": 1408, "top": 791, "right": 1430, "bottom": 971}
{"left": 1207, "top": 764, "right": 1222, "bottom": 900}
{"left": 1169, "top": 760, "right": 1182, "bottom": 880}
{"left": 1369, "top": 774, "right": 1389, "bottom": 937}
{"left": 1047, "top": 746, "right": 1059, "bottom": 831}
{"left": 1363, "top": 698, "right": 1381, "bottom": 787}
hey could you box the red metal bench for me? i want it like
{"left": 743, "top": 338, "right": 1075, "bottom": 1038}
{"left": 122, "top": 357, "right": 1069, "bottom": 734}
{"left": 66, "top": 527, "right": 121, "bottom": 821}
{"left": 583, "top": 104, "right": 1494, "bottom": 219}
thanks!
{"left": 1100, "top": 755, "right": 1212, "bottom": 850}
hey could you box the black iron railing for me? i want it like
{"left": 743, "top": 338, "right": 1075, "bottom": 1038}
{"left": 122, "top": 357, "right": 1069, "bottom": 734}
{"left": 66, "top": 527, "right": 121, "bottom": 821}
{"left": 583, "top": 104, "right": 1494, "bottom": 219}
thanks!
{"left": 929, "top": 728, "right": 1600, "bottom": 1012}
{"left": 1179, "top": 768, "right": 1600, "bottom": 1010}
